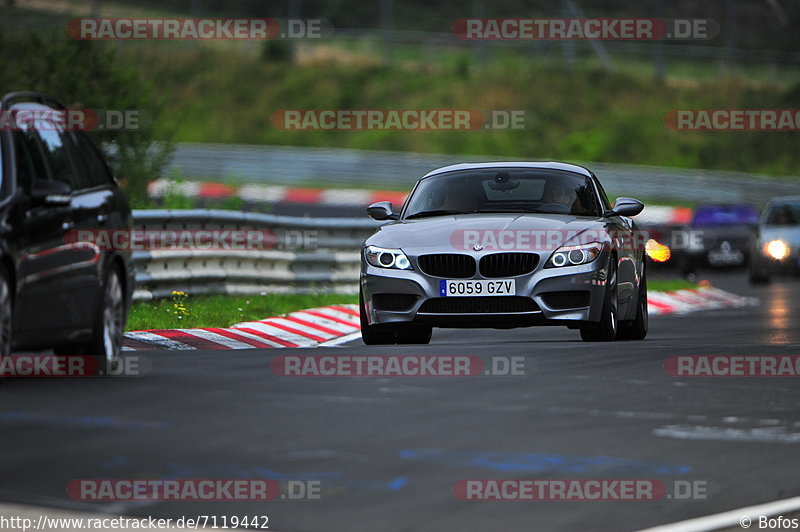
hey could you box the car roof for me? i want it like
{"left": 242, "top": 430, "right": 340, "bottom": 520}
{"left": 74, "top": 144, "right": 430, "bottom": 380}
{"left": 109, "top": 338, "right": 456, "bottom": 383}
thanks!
{"left": 768, "top": 196, "right": 800, "bottom": 203}
{"left": 422, "top": 161, "right": 594, "bottom": 179}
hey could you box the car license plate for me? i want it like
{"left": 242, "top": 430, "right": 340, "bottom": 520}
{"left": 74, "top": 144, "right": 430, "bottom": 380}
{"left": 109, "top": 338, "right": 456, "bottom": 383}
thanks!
{"left": 440, "top": 279, "right": 516, "bottom": 297}
{"left": 707, "top": 249, "right": 744, "bottom": 266}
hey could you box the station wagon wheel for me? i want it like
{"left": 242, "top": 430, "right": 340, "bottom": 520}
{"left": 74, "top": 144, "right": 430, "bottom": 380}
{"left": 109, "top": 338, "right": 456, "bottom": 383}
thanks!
{"left": 86, "top": 266, "right": 125, "bottom": 375}
{"left": 0, "top": 265, "right": 12, "bottom": 357}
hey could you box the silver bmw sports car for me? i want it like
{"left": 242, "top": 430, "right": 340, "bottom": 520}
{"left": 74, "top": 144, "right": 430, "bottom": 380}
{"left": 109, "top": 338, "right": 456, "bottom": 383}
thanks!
{"left": 359, "top": 162, "right": 648, "bottom": 344}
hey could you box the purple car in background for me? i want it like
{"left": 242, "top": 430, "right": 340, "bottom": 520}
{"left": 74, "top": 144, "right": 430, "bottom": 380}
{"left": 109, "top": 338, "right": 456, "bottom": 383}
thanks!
{"left": 676, "top": 204, "right": 760, "bottom": 275}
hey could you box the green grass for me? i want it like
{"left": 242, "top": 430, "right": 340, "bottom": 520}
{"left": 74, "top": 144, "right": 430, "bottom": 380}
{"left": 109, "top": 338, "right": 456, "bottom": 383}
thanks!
{"left": 126, "top": 293, "right": 358, "bottom": 331}
{"left": 648, "top": 279, "right": 699, "bottom": 292}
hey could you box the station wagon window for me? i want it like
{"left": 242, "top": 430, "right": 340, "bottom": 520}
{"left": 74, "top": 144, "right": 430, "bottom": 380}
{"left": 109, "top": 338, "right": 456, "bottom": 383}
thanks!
{"left": 68, "top": 131, "right": 113, "bottom": 188}
{"left": 13, "top": 131, "right": 48, "bottom": 194}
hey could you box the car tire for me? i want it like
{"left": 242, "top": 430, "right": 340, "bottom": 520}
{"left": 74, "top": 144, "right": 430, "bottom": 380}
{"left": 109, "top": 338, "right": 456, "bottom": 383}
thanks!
{"left": 395, "top": 323, "right": 432, "bottom": 345}
{"left": 617, "top": 269, "right": 648, "bottom": 341}
{"left": 0, "top": 265, "right": 12, "bottom": 357}
{"left": 580, "top": 257, "right": 618, "bottom": 342}
{"left": 359, "top": 290, "right": 396, "bottom": 345}
{"left": 85, "top": 265, "right": 126, "bottom": 374}
{"left": 748, "top": 264, "right": 770, "bottom": 285}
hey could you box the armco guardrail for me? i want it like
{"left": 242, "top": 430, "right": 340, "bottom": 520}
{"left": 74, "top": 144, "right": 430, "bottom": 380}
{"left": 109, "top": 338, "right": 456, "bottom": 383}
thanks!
{"left": 131, "top": 209, "right": 379, "bottom": 300}
{"left": 165, "top": 143, "right": 800, "bottom": 206}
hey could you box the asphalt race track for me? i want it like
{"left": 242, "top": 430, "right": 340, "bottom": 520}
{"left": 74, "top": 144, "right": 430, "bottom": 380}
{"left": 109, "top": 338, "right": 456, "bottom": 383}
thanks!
{"left": 1, "top": 272, "right": 798, "bottom": 531}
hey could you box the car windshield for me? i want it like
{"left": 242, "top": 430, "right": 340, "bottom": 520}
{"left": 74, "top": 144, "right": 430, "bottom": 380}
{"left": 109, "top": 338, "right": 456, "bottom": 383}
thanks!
{"left": 692, "top": 205, "right": 759, "bottom": 227}
{"left": 766, "top": 202, "right": 800, "bottom": 226}
{"left": 403, "top": 168, "right": 600, "bottom": 219}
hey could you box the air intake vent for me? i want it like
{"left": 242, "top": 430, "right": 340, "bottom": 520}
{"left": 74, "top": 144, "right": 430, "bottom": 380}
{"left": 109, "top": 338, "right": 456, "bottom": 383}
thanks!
{"left": 372, "top": 294, "right": 419, "bottom": 312}
{"left": 479, "top": 253, "right": 538, "bottom": 278}
{"left": 418, "top": 254, "right": 475, "bottom": 278}
{"left": 541, "top": 291, "right": 591, "bottom": 309}
{"left": 418, "top": 296, "right": 540, "bottom": 314}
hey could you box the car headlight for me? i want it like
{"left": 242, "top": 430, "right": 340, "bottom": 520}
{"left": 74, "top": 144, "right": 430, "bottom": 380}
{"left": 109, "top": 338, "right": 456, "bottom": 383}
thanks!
{"left": 545, "top": 242, "right": 604, "bottom": 268}
{"left": 764, "top": 240, "right": 789, "bottom": 260}
{"left": 365, "top": 245, "right": 412, "bottom": 270}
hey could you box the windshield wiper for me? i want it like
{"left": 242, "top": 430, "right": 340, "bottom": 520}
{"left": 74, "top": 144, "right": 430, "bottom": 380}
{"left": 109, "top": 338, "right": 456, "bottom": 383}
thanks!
{"left": 405, "top": 209, "right": 467, "bottom": 219}
{"left": 474, "top": 207, "right": 544, "bottom": 214}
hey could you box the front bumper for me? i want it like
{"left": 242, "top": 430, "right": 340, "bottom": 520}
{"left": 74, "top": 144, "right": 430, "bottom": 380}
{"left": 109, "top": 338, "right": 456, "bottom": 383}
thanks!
{"left": 753, "top": 251, "right": 800, "bottom": 275}
{"left": 361, "top": 253, "right": 611, "bottom": 329}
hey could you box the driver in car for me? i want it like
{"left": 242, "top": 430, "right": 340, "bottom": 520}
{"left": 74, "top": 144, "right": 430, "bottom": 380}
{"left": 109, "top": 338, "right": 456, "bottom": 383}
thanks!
{"left": 440, "top": 181, "right": 482, "bottom": 213}
{"left": 543, "top": 181, "right": 574, "bottom": 207}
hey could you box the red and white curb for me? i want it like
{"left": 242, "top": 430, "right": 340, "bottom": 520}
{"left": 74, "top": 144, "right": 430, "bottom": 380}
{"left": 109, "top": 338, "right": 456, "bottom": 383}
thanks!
{"left": 646, "top": 286, "right": 757, "bottom": 315}
{"left": 123, "top": 305, "right": 361, "bottom": 351}
{"left": 122, "top": 287, "right": 755, "bottom": 350}
{"left": 148, "top": 179, "right": 408, "bottom": 207}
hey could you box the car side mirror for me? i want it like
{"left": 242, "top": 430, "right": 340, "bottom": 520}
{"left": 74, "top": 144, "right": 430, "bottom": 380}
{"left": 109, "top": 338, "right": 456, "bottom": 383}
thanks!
{"left": 31, "top": 179, "right": 71, "bottom": 206}
{"left": 367, "top": 201, "right": 397, "bottom": 221}
{"left": 606, "top": 197, "right": 644, "bottom": 217}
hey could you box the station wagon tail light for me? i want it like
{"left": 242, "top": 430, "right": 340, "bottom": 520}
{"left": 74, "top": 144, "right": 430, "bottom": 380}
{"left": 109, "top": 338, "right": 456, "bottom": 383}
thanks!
{"left": 365, "top": 245, "right": 413, "bottom": 270}
{"left": 545, "top": 242, "right": 603, "bottom": 268}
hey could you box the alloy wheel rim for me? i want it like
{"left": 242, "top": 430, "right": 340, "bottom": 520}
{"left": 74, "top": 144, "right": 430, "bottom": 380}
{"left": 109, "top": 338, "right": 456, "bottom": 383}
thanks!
{"left": 102, "top": 273, "right": 123, "bottom": 362}
{"left": 609, "top": 266, "right": 618, "bottom": 336}
{"left": 0, "top": 280, "right": 10, "bottom": 356}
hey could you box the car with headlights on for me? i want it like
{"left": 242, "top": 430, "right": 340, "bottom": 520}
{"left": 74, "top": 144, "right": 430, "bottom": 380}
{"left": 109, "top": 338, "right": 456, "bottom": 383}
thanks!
{"left": 749, "top": 196, "right": 800, "bottom": 284}
{"left": 359, "top": 162, "right": 647, "bottom": 344}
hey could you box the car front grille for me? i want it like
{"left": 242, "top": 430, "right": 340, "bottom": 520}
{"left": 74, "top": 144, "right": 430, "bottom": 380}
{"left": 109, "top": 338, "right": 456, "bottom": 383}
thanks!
{"left": 417, "top": 254, "right": 475, "bottom": 278}
{"left": 479, "top": 253, "right": 539, "bottom": 277}
{"left": 540, "top": 291, "right": 591, "bottom": 309}
{"left": 372, "top": 293, "right": 419, "bottom": 312}
{"left": 417, "top": 296, "right": 540, "bottom": 314}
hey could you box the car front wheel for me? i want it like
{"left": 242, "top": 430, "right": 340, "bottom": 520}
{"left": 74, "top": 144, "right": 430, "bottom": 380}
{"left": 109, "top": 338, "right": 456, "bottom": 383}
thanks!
{"left": 618, "top": 269, "right": 648, "bottom": 341}
{"left": 359, "top": 290, "right": 396, "bottom": 345}
{"left": 581, "top": 257, "right": 618, "bottom": 342}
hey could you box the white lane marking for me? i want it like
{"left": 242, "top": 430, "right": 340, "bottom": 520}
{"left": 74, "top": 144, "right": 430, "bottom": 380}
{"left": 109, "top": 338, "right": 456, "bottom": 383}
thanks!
{"left": 237, "top": 183, "right": 286, "bottom": 202}
{"left": 653, "top": 424, "right": 800, "bottom": 443}
{"left": 214, "top": 327, "right": 288, "bottom": 347}
{"left": 312, "top": 306, "right": 361, "bottom": 324}
{"left": 266, "top": 317, "right": 337, "bottom": 339}
{"left": 124, "top": 331, "right": 195, "bottom": 350}
{"left": 647, "top": 292, "right": 695, "bottom": 313}
{"left": 292, "top": 311, "right": 359, "bottom": 332}
{"left": 636, "top": 495, "right": 800, "bottom": 532}
{"left": 320, "top": 188, "right": 372, "bottom": 205}
{"left": 232, "top": 321, "right": 316, "bottom": 346}
{"left": 176, "top": 329, "right": 256, "bottom": 350}
{"left": 318, "top": 331, "right": 362, "bottom": 347}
